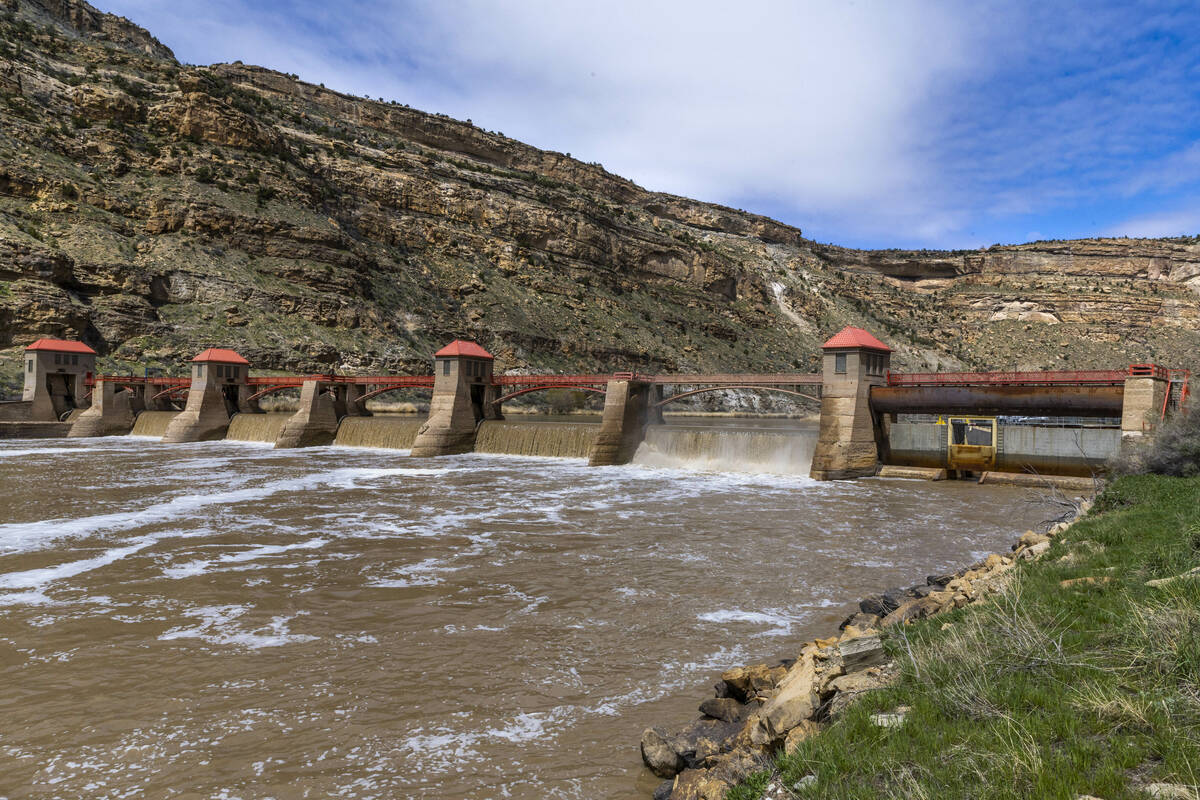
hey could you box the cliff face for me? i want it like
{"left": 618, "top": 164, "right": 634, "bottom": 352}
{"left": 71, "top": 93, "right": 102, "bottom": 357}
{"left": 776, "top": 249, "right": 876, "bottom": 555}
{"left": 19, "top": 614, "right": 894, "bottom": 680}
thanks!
{"left": 1, "top": 0, "right": 1199, "bottom": 393}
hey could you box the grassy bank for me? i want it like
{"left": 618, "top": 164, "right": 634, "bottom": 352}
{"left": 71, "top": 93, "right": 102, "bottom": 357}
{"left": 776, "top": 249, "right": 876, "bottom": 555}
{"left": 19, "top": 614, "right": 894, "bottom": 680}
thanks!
{"left": 732, "top": 474, "right": 1200, "bottom": 800}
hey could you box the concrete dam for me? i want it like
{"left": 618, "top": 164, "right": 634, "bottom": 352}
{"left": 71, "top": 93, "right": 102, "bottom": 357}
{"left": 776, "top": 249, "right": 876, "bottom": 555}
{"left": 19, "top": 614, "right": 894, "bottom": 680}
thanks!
{"left": 1, "top": 329, "right": 1190, "bottom": 484}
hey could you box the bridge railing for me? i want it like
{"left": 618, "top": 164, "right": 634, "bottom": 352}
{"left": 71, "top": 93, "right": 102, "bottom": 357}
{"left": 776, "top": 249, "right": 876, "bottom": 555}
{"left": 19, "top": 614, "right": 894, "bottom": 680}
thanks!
{"left": 886, "top": 369, "right": 1128, "bottom": 387}
{"left": 1129, "top": 364, "right": 1170, "bottom": 380}
{"left": 646, "top": 373, "right": 822, "bottom": 385}
{"left": 493, "top": 374, "right": 617, "bottom": 387}
{"left": 88, "top": 375, "right": 191, "bottom": 387}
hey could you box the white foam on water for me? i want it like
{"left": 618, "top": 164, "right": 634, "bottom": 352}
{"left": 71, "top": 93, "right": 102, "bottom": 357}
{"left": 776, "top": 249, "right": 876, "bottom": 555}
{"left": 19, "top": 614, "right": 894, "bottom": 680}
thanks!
{"left": 698, "top": 607, "right": 810, "bottom": 637}
{"left": 0, "top": 466, "right": 442, "bottom": 555}
{"left": 368, "top": 557, "right": 463, "bottom": 589}
{"left": 161, "top": 537, "right": 329, "bottom": 579}
{"left": 158, "top": 605, "right": 317, "bottom": 649}
{"left": 0, "top": 447, "right": 84, "bottom": 459}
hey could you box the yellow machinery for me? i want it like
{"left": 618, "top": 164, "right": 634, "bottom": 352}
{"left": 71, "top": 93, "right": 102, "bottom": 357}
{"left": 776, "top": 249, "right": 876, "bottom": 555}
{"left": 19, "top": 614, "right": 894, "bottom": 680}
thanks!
{"left": 944, "top": 416, "right": 997, "bottom": 472}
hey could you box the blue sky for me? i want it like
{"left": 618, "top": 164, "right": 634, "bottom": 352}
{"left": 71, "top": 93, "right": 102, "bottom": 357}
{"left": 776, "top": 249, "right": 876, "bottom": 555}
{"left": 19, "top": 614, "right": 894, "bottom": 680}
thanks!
{"left": 99, "top": 1, "right": 1200, "bottom": 250}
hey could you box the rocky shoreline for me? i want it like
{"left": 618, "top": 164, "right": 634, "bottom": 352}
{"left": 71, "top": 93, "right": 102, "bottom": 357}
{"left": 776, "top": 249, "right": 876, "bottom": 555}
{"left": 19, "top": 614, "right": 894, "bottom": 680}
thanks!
{"left": 641, "top": 503, "right": 1092, "bottom": 800}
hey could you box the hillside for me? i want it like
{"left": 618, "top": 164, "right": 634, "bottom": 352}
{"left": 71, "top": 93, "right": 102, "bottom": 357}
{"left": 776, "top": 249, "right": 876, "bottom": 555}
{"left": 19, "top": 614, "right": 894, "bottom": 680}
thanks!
{"left": 2, "top": 0, "right": 1200, "bottom": 395}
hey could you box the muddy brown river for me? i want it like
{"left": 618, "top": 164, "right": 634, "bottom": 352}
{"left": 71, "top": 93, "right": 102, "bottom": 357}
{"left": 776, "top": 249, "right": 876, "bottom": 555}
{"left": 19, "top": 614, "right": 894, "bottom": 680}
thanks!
{"left": 0, "top": 419, "right": 1047, "bottom": 799}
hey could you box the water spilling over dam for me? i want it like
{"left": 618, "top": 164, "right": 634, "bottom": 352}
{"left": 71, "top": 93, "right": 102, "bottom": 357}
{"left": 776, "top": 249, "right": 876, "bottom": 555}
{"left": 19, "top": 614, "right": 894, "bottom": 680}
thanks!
{"left": 129, "top": 410, "right": 178, "bottom": 438}
{"left": 334, "top": 415, "right": 425, "bottom": 450}
{"left": 0, "top": 433, "right": 1049, "bottom": 799}
{"left": 226, "top": 411, "right": 292, "bottom": 443}
{"left": 475, "top": 418, "right": 598, "bottom": 459}
{"left": 633, "top": 420, "right": 817, "bottom": 475}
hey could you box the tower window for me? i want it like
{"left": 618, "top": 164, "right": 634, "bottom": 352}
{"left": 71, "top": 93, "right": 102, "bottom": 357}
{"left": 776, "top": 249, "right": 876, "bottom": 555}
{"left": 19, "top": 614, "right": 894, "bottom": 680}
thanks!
{"left": 835, "top": 353, "right": 846, "bottom": 374}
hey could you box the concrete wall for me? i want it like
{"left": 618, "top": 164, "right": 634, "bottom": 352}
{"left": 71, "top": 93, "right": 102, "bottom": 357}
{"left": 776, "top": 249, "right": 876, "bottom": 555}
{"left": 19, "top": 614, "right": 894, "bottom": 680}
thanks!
{"left": 0, "top": 400, "right": 34, "bottom": 422}
{"left": 887, "top": 422, "right": 945, "bottom": 469}
{"left": 0, "top": 421, "right": 72, "bottom": 439}
{"left": 887, "top": 421, "right": 1120, "bottom": 476}
{"left": 997, "top": 425, "right": 1120, "bottom": 476}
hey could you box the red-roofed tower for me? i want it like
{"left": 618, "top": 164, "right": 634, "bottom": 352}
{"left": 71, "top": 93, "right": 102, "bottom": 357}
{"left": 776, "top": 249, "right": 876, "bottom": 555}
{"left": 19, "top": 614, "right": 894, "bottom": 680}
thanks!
{"left": 810, "top": 327, "right": 892, "bottom": 480}
{"left": 163, "top": 347, "right": 251, "bottom": 442}
{"left": 410, "top": 340, "right": 498, "bottom": 457}
{"left": 22, "top": 338, "right": 97, "bottom": 421}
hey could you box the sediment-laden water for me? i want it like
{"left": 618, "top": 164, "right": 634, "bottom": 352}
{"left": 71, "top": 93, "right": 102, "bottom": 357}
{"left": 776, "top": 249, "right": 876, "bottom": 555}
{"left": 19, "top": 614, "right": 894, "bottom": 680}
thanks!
{"left": 0, "top": 429, "right": 1046, "bottom": 799}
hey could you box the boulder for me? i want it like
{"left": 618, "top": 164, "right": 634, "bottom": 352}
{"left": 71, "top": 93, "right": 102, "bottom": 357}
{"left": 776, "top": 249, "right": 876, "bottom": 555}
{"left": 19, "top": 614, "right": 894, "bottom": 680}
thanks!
{"left": 870, "top": 706, "right": 910, "bottom": 728}
{"left": 838, "top": 635, "right": 887, "bottom": 671}
{"left": 839, "top": 612, "right": 880, "bottom": 631}
{"left": 760, "top": 653, "right": 820, "bottom": 739}
{"left": 668, "top": 767, "right": 730, "bottom": 800}
{"left": 720, "top": 663, "right": 786, "bottom": 702}
{"left": 881, "top": 595, "right": 944, "bottom": 627}
{"left": 1019, "top": 540, "right": 1052, "bottom": 560}
{"left": 1143, "top": 784, "right": 1198, "bottom": 800}
{"left": 859, "top": 588, "right": 904, "bottom": 616}
{"left": 783, "top": 719, "right": 821, "bottom": 754}
{"left": 641, "top": 727, "right": 685, "bottom": 779}
{"left": 1017, "top": 531, "right": 1051, "bottom": 549}
{"left": 698, "top": 697, "right": 749, "bottom": 724}
{"left": 827, "top": 666, "right": 896, "bottom": 717}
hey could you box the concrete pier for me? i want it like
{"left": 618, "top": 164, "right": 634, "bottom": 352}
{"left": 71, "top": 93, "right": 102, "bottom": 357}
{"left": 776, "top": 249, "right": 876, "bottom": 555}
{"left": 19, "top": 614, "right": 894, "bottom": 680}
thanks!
{"left": 68, "top": 379, "right": 138, "bottom": 437}
{"left": 410, "top": 341, "right": 495, "bottom": 457}
{"left": 587, "top": 378, "right": 654, "bottom": 466}
{"left": 1121, "top": 369, "right": 1168, "bottom": 437}
{"left": 274, "top": 380, "right": 340, "bottom": 448}
{"left": 810, "top": 327, "right": 891, "bottom": 480}
{"left": 162, "top": 349, "right": 248, "bottom": 443}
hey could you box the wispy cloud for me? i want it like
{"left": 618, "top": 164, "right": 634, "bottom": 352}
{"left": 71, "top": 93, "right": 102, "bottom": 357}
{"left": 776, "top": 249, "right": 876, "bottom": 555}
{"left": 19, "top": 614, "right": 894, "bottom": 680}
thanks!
{"left": 1107, "top": 203, "right": 1200, "bottom": 238}
{"left": 97, "top": 1, "right": 1200, "bottom": 249}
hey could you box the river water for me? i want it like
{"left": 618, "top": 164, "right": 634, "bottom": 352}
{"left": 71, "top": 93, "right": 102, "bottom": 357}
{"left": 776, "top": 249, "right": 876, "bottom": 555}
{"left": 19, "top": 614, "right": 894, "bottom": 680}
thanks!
{"left": 0, "top": 417, "right": 1046, "bottom": 799}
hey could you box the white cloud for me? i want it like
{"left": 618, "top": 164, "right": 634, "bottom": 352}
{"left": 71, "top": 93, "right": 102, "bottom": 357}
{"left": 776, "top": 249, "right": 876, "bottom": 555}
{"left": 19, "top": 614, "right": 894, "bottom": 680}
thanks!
{"left": 99, "top": 0, "right": 990, "bottom": 245}
{"left": 1107, "top": 205, "right": 1200, "bottom": 238}
{"left": 92, "top": 1, "right": 1200, "bottom": 249}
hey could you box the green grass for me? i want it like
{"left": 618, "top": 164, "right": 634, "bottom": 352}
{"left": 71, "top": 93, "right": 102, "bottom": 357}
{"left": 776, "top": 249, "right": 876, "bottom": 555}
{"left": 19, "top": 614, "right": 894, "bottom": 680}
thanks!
{"left": 730, "top": 474, "right": 1200, "bottom": 800}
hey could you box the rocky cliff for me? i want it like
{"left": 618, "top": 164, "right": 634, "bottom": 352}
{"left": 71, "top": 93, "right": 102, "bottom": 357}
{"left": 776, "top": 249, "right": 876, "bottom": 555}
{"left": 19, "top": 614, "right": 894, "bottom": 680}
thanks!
{"left": 2, "top": 0, "right": 1199, "bottom": 395}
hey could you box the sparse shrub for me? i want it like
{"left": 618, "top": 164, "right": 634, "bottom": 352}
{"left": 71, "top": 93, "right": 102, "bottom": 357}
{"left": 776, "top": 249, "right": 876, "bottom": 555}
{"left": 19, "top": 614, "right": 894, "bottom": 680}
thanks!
{"left": 1142, "top": 409, "right": 1200, "bottom": 477}
{"left": 1114, "top": 409, "right": 1200, "bottom": 477}
{"left": 193, "top": 165, "right": 214, "bottom": 184}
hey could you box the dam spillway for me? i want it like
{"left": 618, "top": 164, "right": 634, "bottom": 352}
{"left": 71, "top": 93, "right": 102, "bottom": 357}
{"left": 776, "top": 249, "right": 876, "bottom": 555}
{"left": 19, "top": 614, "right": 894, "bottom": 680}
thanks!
{"left": 474, "top": 419, "right": 598, "bottom": 459}
{"left": 632, "top": 421, "right": 818, "bottom": 475}
{"left": 130, "top": 410, "right": 179, "bottom": 438}
{"left": 334, "top": 416, "right": 425, "bottom": 450}
{"left": 226, "top": 412, "right": 292, "bottom": 443}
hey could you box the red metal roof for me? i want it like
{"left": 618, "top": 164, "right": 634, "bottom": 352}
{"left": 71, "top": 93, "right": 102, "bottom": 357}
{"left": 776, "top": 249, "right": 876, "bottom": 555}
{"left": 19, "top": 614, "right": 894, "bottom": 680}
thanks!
{"left": 821, "top": 326, "right": 891, "bottom": 352}
{"left": 434, "top": 340, "right": 494, "bottom": 359}
{"left": 24, "top": 338, "right": 97, "bottom": 354}
{"left": 192, "top": 348, "right": 249, "bottom": 364}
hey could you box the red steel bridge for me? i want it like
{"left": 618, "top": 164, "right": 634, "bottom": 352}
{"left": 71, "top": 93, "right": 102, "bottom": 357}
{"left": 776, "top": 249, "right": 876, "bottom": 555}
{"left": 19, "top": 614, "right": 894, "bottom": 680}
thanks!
{"left": 86, "top": 365, "right": 1188, "bottom": 414}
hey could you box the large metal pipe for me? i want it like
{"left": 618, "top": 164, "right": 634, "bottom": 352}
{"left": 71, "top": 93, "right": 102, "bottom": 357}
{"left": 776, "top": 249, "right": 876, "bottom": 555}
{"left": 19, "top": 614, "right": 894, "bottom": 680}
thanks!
{"left": 870, "top": 385, "right": 1124, "bottom": 417}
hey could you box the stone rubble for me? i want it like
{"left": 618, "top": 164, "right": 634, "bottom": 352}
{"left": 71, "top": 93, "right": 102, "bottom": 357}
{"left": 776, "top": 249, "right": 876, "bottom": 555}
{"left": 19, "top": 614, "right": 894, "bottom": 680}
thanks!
{"left": 642, "top": 501, "right": 1093, "bottom": 800}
